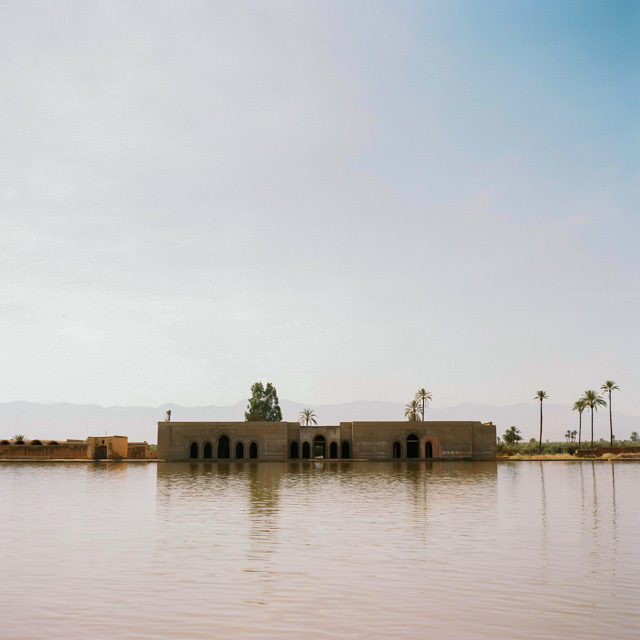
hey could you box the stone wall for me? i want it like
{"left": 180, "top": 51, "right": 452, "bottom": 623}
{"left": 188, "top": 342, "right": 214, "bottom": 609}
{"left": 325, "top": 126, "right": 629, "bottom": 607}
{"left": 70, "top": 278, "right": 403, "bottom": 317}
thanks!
{"left": 0, "top": 442, "right": 89, "bottom": 459}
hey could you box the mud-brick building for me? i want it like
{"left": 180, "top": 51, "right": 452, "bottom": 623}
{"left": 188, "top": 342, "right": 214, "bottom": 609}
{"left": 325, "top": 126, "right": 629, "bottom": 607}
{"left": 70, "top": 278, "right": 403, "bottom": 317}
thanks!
{"left": 157, "top": 421, "right": 496, "bottom": 461}
{"left": 0, "top": 437, "right": 156, "bottom": 460}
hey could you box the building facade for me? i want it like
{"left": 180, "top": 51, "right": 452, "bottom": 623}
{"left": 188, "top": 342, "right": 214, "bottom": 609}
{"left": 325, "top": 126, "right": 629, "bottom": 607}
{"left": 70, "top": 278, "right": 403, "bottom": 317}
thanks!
{"left": 157, "top": 421, "right": 496, "bottom": 461}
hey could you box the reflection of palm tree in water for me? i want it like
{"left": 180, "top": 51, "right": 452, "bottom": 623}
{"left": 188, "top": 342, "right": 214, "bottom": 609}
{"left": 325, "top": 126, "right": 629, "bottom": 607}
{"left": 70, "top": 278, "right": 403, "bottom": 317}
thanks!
{"left": 539, "top": 462, "right": 548, "bottom": 572}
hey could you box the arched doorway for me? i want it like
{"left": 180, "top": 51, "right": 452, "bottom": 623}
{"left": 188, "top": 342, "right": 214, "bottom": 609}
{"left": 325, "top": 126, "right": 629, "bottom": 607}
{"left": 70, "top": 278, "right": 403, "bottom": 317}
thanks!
{"left": 189, "top": 442, "right": 198, "bottom": 459}
{"left": 290, "top": 442, "right": 299, "bottom": 459}
{"left": 96, "top": 445, "right": 107, "bottom": 460}
{"left": 392, "top": 441, "right": 401, "bottom": 459}
{"left": 235, "top": 442, "right": 244, "bottom": 459}
{"left": 341, "top": 441, "right": 350, "bottom": 459}
{"left": 302, "top": 442, "right": 310, "bottom": 459}
{"left": 329, "top": 442, "right": 338, "bottom": 459}
{"left": 203, "top": 442, "right": 213, "bottom": 459}
{"left": 249, "top": 442, "right": 258, "bottom": 459}
{"left": 406, "top": 434, "right": 419, "bottom": 459}
{"left": 313, "top": 435, "right": 326, "bottom": 458}
{"left": 425, "top": 441, "right": 433, "bottom": 459}
{"left": 218, "top": 435, "right": 230, "bottom": 459}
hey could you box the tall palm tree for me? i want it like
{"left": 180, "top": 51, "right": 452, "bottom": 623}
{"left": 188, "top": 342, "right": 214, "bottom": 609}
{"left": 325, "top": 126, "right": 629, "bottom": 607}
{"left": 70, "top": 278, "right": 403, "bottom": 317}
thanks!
{"left": 581, "top": 390, "right": 607, "bottom": 449}
{"left": 534, "top": 390, "right": 548, "bottom": 454}
{"left": 564, "top": 430, "right": 572, "bottom": 442}
{"left": 572, "top": 398, "right": 587, "bottom": 448}
{"left": 298, "top": 408, "right": 318, "bottom": 426}
{"left": 404, "top": 400, "right": 421, "bottom": 422}
{"left": 414, "top": 388, "right": 433, "bottom": 421}
{"left": 600, "top": 380, "right": 620, "bottom": 447}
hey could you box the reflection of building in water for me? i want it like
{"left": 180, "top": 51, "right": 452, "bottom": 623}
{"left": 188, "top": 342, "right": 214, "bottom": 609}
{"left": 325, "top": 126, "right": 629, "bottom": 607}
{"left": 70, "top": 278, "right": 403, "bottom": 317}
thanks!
{"left": 158, "top": 421, "right": 496, "bottom": 461}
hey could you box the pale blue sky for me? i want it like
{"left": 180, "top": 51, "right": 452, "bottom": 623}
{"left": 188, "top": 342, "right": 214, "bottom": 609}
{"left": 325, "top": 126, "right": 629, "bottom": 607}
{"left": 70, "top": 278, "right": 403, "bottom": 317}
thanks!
{"left": 1, "top": 1, "right": 637, "bottom": 412}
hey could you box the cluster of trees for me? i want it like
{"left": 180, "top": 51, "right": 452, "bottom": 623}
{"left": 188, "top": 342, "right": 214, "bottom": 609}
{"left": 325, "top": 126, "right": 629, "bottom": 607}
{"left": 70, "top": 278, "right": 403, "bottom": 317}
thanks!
{"left": 535, "top": 381, "right": 621, "bottom": 453}
{"left": 243, "top": 383, "right": 320, "bottom": 426}
{"left": 404, "top": 388, "right": 432, "bottom": 421}
{"left": 502, "top": 380, "right": 630, "bottom": 454}
{"left": 244, "top": 382, "right": 282, "bottom": 422}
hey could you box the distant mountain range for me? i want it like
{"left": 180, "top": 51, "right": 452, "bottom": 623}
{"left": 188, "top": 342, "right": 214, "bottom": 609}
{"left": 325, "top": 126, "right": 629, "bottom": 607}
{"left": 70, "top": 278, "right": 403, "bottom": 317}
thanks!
{"left": 1, "top": 399, "right": 638, "bottom": 444}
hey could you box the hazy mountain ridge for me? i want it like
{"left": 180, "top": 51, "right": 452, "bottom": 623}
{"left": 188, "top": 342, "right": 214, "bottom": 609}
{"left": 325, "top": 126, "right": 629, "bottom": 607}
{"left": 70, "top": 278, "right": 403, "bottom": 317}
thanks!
{"left": 1, "top": 400, "right": 637, "bottom": 444}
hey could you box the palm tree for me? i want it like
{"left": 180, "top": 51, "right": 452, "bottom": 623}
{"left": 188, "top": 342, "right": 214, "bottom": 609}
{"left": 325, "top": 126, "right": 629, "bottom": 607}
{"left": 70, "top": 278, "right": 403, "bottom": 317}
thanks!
{"left": 404, "top": 400, "right": 421, "bottom": 422}
{"left": 572, "top": 398, "right": 587, "bottom": 448}
{"left": 564, "top": 430, "right": 572, "bottom": 442}
{"left": 600, "top": 380, "right": 620, "bottom": 447}
{"left": 298, "top": 408, "right": 318, "bottom": 426}
{"left": 414, "top": 388, "right": 433, "bottom": 421}
{"left": 534, "top": 391, "right": 548, "bottom": 454}
{"left": 571, "top": 430, "right": 577, "bottom": 442}
{"left": 581, "top": 390, "right": 607, "bottom": 449}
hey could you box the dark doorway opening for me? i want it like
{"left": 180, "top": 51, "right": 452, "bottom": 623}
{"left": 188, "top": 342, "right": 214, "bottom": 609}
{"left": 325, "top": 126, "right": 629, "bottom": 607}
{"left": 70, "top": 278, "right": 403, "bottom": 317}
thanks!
{"left": 96, "top": 445, "right": 108, "bottom": 460}
{"left": 313, "top": 435, "right": 326, "bottom": 458}
{"left": 302, "top": 442, "right": 310, "bottom": 459}
{"left": 236, "top": 442, "right": 244, "bottom": 459}
{"left": 425, "top": 442, "right": 433, "bottom": 458}
{"left": 329, "top": 442, "right": 338, "bottom": 459}
{"left": 290, "top": 442, "right": 299, "bottom": 459}
{"left": 406, "top": 434, "right": 419, "bottom": 459}
{"left": 204, "top": 442, "right": 212, "bottom": 459}
{"left": 189, "top": 442, "right": 198, "bottom": 459}
{"left": 341, "top": 441, "right": 350, "bottom": 459}
{"left": 218, "top": 435, "right": 230, "bottom": 459}
{"left": 249, "top": 442, "right": 258, "bottom": 459}
{"left": 393, "top": 441, "right": 401, "bottom": 459}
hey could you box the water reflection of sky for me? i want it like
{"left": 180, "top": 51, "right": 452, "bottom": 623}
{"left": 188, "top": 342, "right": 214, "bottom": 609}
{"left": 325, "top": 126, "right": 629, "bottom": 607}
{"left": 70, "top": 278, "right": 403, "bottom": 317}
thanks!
{"left": 0, "top": 461, "right": 638, "bottom": 639}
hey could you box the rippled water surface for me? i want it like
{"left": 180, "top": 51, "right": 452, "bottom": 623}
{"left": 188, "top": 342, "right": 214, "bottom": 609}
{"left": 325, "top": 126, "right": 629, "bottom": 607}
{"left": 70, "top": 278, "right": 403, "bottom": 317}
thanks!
{"left": 1, "top": 461, "right": 639, "bottom": 639}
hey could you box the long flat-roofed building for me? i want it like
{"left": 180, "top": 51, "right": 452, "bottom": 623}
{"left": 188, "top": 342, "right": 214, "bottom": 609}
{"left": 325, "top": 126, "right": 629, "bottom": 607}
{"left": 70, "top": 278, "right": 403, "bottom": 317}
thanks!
{"left": 157, "top": 421, "right": 496, "bottom": 461}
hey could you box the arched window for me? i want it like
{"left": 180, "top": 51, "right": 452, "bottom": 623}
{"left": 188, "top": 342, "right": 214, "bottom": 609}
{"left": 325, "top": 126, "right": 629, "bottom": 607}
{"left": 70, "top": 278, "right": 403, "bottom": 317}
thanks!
{"left": 425, "top": 441, "right": 433, "bottom": 459}
{"left": 0, "top": 440, "right": 9, "bottom": 445}
{"left": 290, "top": 442, "right": 299, "bottom": 459}
{"left": 302, "top": 442, "right": 311, "bottom": 459}
{"left": 329, "top": 442, "right": 338, "bottom": 459}
{"left": 341, "top": 441, "right": 350, "bottom": 459}
{"left": 189, "top": 442, "right": 198, "bottom": 459}
{"left": 406, "top": 434, "right": 419, "bottom": 459}
{"left": 236, "top": 442, "right": 244, "bottom": 459}
{"left": 249, "top": 442, "right": 258, "bottom": 459}
{"left": 49, "top": 441, "right": 59, "bottom": 446}
{"left": 313, "top": 435, "right": 326, "bottom": 458}
{"left": 392, "top": 441, "right": 402, "bottom": 459}
{"left": 31, "top": 440, "right": 43, "bottom": 446}
{"left": 218, "top": 435, "right": 230, "bottom": 459}
{"left": 203, "top": 442, "right": 213, "bottom": 459}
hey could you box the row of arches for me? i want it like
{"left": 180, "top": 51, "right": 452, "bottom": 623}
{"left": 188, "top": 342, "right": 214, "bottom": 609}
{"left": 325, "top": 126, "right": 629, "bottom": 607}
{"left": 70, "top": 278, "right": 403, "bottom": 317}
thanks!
{"left": 290, "top": 435, "right": 350, "bottom": 459}
{"left": 392, "top": 435, "right": 433, "bottom": 459}
{"left": 189, "top": 436, "right": 258, "bottom": 460}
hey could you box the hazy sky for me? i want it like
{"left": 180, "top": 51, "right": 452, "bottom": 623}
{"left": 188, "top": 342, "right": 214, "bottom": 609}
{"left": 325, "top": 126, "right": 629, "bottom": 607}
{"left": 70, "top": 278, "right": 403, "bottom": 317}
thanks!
{"left": 1, "top": 1, "right": 638, "bottom": 412}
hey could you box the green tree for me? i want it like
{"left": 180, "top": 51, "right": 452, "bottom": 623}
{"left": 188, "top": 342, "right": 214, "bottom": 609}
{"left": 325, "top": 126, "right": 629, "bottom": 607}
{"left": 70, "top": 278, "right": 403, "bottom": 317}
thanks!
{"left": 244, "top": 382, "right": 283, "bottom": 422}
{"left": 630, "top": 431, "right": 639, "bottom": 442}
{"left": 581, "top": 389, "right": 607, "bottom": 449}
{"left": 13, "top": 434, "right": 25, "bottom": 443}
{"left": 534, "top": 390, "right": 548, "bottom": 454}
{"left": 600, "top": 380, "right": 620, "bottom": 447}
{"left": 404, "top": 400, "right": 421, "bottom": 421}
{"left": 564, "top": 430, "right": 572, "bottom": 442}
{"left": 571, "top": 430, "right": 577, "bottom": 442}
{"left": 503, "top": 426, "right": 522, "bottom": 444}
{"left": 572, "top": 398, "right": 587, "bottom": 448}
{"left": 414, "top": 388, "right": 433, "bottom": 421}
{"left": 298, "top": 408, "right": 317, "bottom": 426}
